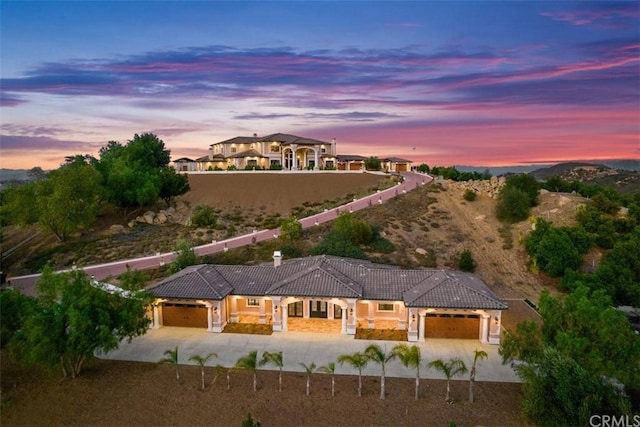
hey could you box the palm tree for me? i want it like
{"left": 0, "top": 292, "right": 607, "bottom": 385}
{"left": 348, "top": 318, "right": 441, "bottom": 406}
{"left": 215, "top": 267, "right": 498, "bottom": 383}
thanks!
{"left": 189, "top": 352, "right": 217, "bottom": 390}
{"left": 469, "top": 349, "right": 488, "bottom": 403}
{"left": 317, "top": 362, "right": 336, "bottom": 397}
{"left": 158, "top": 346, "right": 180, "bottom": 381}
{"left": 337, "top": 352, "right": 369, "bottom": 397}
{"left": 427, "top": 357, "right": 468, "bottom": 402}
{"left": 235, "top": 350, "right": 259, "bottom": 392}
{"left": 300, "top": 362, "right": 317, "bottom": 396}
{"left": 259, "top": 351, "right": 284, "bottom": 392}
{"left": 392, "top": 344, "right": 422, "bottom": 400}
{"left": 364, "top": 344, "right": 396, "bottom": 400}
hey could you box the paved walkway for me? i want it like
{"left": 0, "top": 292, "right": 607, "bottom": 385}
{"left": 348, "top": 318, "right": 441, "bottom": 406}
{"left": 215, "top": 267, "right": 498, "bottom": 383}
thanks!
{"left": 101, "top": 327, "right": 521, "bottom": 383}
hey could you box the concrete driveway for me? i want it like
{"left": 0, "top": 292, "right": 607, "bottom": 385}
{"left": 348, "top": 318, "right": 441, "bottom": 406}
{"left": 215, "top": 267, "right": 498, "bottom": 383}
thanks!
{"left": 102, "top": 327, "right": 521, "bottom": 383}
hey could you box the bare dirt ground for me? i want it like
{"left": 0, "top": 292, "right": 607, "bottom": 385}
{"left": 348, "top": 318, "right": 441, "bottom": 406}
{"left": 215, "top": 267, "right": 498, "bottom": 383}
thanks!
{"left": 182, "top": 172, "right": 388, "bottom": 215}
{"left": 1, "top": 353, "right": 528, "bottom": 427}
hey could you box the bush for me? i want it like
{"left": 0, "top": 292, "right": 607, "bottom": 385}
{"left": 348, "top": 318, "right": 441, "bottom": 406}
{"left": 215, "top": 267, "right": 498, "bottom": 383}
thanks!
{"left": 191, "top": 205, "right": 217, "bottom": 228}
{"left": 496, "top": 186, "right": 530, "bottom": 223}
{"left": 463, "top": 189, "right": 477, "bottom": 201}
{"left": 458, "top": 249, "right": 476, "bottom": 272}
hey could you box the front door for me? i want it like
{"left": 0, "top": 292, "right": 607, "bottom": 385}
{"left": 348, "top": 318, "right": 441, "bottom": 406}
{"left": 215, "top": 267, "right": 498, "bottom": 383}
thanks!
{"left": 309, "top": 301, "right": 328, "bottom": 318}
{"left": 334, "top": 304, "right": 343, "bottom": 319}
{"left": 288, "top": 301, "right": 303, "bottom": 317}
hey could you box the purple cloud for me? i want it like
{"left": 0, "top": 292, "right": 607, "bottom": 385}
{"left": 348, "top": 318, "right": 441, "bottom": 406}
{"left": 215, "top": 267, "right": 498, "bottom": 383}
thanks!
{"left": 541, "top": 2, "right": 639, "bottom": 28}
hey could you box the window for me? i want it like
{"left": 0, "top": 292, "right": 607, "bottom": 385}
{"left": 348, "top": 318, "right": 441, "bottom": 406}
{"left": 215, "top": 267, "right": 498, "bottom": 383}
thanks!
{"left": 230, "top": 147, "right": 237, "bottom": 153}
{"left": 270, "top": 144, "right": 280, "bottom": 153}
{"left": 247, "top": 298, "right": 259, "bottom": 306}
{"left": 377, "top": 303, "right": 394, "bottom": 312}
{"left": 247, "top": 159, "right": 257, "bottom": 166}
{"left": 321, "top": 148, "right": 326, "bottom": 153}
{"left": 270, "top": 160, "right": 281, "bottom": 166}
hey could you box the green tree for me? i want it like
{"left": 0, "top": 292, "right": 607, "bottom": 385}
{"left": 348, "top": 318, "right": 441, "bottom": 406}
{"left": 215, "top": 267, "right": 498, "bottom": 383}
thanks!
{"left": 10, "top": 266, "right": 150, "bottom": 378}
{"left": 30, "top": 159, "right": 103, "bottom": 241}
{"left": 496, "top": 186, "right": 531, "bottom": 223}
{"left": 392, "top": 344, "right": 422, "bottom": 400}
{"left": 259, "top": 351, "right": 284, "bottom": 392}
{"left": 0, "top": 288, "right": 35, "bottom": 349}
{"left": 364, "top": 156, "right": 382, "bottom": 171}
{"left": 241, "top": 413, "right": 262, "bottom": 427}
{"left": 427, "top": 358, "right": 468, "bottom": 401}
{"left": 235, "top": 350, "right": 259, "bottom": 392}
{"left": 338, "top": 352, "right": 369, "bottom": 397}
{"left": 505, "top": 174, "right": 539, "bottom": 207}
{"left": 159, "top": 346, "right": 181, "bottom": 381}
{"left": 364, "top": 344, "right": 396, "bottom": 400}
{"left": 279, "top": 216, "right": 302, "bottom": 241}
{"left": 317, "top": 362, "right": 337, "bottom": 397}
{"left": 416, "top": 163, "right": 430, "bottom": 173}
{"left": 499, "top": 320, "right": 544, "bottom": 364}
{"left": 159, "top": 166, "right": 190, "bottom": 207}
{"left": 168, "top": 240, "right": 200, "bottom": 274}
{"left": 1, "top": 182, "right": 40, "bottom": 226}
{"left": 516, "top": 348, "right": 631, "bottom": 426}
{"left": 189, "top": 352, "right": 217, "bottom": 390}
{"left": 458, "top": 249, "right": 476, "bottom": 272}
{"left": 300, "top": 362, "right": 317, "bottom": 396}
{"left": 468, "top": 349, "right": 488, "bottom": 403}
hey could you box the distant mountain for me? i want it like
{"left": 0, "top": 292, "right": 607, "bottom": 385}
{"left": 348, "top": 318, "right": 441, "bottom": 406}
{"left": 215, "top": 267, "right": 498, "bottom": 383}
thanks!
{"left": 0, "top": 169, "right": 30, "bottom": 183}
{"left": 530, "top": 162, "right": 640, "bottom": 194}
{"left": 455, "top": 159, "right": 639, "bottom": 176}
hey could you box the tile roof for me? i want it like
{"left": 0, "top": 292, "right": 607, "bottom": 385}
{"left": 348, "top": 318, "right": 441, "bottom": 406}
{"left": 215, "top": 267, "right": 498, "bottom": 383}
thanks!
{"left": 148, "top": 256, "right": 506, "bottom": 310}
{"left": 226, "top": 149, "right": 265, "bottom": 159}
{"left": 148, "top": 265, "right": 234, "bottom": 300}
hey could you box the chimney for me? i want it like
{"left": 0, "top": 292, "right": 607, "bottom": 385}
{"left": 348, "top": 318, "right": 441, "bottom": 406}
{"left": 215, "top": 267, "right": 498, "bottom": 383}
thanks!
{"left": 273, "top": 251, "right": 282, "bottom": 268}
{"left": 253, "top": 133, "right": 258, "bottom": 137}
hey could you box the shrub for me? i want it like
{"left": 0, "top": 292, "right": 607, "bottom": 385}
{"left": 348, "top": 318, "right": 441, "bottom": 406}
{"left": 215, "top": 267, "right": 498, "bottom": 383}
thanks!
{"left": 496, "top": 186, "right": 530, "bottom": 223}
{"left": 463, "top": 189, "right": 477, "bottom": 201}
{"left": 458, "top": 249, "right": 476, "bottom": 272}
{"left": 191, "top": 205, "right": 217, "bottom": 228}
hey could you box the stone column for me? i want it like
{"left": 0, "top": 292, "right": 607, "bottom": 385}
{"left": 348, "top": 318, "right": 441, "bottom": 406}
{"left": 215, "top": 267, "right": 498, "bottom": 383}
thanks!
{"left": 346, "top": 299, "right": 357, "bottom": 335}
{"left": 206, "top": 302, "right": 214, "bottom": 332}
{"left": 230, "top": 297, "right": 238, "bottom": 323}
{"left": 282, "top": 307, "right": 288, "bottom": 332}
{"left": 397, "top": 304, "right": 407, "bottom": 330}
{"left": 489, "top": 311, "right": 502, "bottom": 344}
{"left": 272, "top": 297, "right": 282, "bottom": 332}
{"left": 480, "top": 313, "right": 490, "bottom": 343}
{"left": 152, "top": 303, "right": 161, "bottom": 329}
{"left": 418, "top": 312, "right": 426, "bottom": 341}
{"left": 212, "top": 301, "right": 223, "bottom": 333}
{"left": 314, "top": 147, "right": 319, "bottom": 170}
{"left": 303, "top": 299, "right": 310, "bottom": 319}
{"left": 341, "top": 306, "right": 347, "bottom": 335}
{"left": 259, "top": 299, "right": 266, "bottom": 324}
{"left": 407, "top": 308, "right": 418, "bottom": 342}
{"left": 291, "top": 144, "right": 298, "bottom": 170}
{"left": 367, "top": 302, "right": 375, "bottom": 329}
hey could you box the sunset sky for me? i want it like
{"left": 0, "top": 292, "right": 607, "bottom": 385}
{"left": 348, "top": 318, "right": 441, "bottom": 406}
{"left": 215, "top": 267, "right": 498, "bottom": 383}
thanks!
{"left": 1, "top": 1, "right": 638, "bottom": 170}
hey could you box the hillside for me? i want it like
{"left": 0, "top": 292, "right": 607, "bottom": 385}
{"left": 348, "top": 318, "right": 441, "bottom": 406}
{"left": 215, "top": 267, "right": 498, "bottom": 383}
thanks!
{"left": 530, "top": 162, "right": 640, "bottom": 194}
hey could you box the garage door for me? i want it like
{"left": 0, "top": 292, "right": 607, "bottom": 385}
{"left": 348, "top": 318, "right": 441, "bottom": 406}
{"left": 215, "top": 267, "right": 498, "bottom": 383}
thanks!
{"left": 396, "top": 164, "right": 408, "bottom": 172}
{"left": 162, "top": 304, "right": 208, "bottom": 328}
{"left": 425, "top": 314, "right": 480, "bottom": 339}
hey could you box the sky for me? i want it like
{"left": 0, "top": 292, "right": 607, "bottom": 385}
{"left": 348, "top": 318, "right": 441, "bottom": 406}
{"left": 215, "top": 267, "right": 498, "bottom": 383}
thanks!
{"left": 1, "top": 1, "right": 639, "bottom": 170}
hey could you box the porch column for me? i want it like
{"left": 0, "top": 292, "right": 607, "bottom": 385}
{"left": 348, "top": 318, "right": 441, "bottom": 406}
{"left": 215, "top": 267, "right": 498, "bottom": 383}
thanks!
{"left": 314, "top": 147, "right": 319, "bottom": 170}
{"left": 407, "top": 308, "right": 418, "bottom": 342}
{"left": 418, "top": 312, "right": 426, "bottom": 341}
{"left": 346, "top": 299, "right": 357, "bottom": 335}
{"left": 282, "top": 307, "right": 288, "bottom": 332}
{"left": 341, "top": 306, "right": 347, "bottom": 334}
{"left": 230, "top": 297, "right": 239, "bottom": 323}
{"left": 489, "top": 311, "right": 502, "bottom": 344}
{"left": 397, "top": 304, "right": 407, "bottom": 330}
{"left": 303, "top": 299, "right": 310, "bottom": 319}
{"left": 480, "top": 313, "right": 490, "bottom": 344}
{"left": 272, "top": 297, "right": 282, "bottom": 332}
{"left": 259, "top": 299, "right": 266, "bottom": 324}
{"left": 206, "top": 303, "right": 214, "bottom": 332}
{"left": 281, "top": 150, "right": 285, "bottom": 169}
{"left": 212, "top": 301, "right": 223, "bottom": 333}
{"left": 291, "top": 144, "right": 298, "bottom": 170}
{"left": 152, "top": 302, "right": 161, "bottom": 329}
{"left": 367, "top": 302, "right": 375, "bottom": 329}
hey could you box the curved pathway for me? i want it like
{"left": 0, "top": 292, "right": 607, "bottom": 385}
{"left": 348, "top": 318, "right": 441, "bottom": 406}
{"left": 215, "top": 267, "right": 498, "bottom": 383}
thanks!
{"left": 7, "top": 171, "right": 432, "bottom": 296}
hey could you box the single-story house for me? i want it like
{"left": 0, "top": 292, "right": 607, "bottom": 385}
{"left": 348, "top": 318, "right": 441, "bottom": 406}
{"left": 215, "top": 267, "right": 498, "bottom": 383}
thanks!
{"left": 147, "top": 254, "right": 506, "bottom": 344}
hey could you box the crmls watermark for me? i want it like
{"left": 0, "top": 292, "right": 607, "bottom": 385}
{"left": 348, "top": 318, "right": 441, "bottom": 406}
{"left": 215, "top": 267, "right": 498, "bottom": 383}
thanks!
{"left": 589, "top": 415, "right": 640, "bottom": 427}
